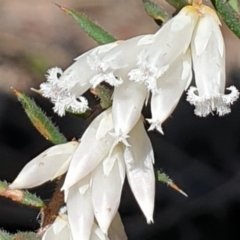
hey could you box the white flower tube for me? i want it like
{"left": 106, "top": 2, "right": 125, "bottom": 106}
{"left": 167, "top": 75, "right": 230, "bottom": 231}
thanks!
{"left": 92, "top": 145, "right": 125, "bottom": 234}
{"left": 62, "top": 108, "right": 115, "bottom": 190}
{"left": 147, "top": 50, "right": 192, "bottom": 134}
{"left": 187, "top": 6, "right": 239, "bottom": 116}
{"left": 40, "top": 42, "right": 119, "bottom": 116}
{"left": 9, "top": 141, "right": 78, "bottom": 189}
{"left": 124, "top": 118, "right": 155, "bottom": 223}
{"left": 66, "top": 175, "right": 94, "bottom": 240}
{"left": 89, "top": 35, "right": 154, "bottom": 88}
{"left": 129, "top": 6, "right": 199, "bottom": 91}
{"left": 112, "top": 74, "right": 147, "bottom": 145}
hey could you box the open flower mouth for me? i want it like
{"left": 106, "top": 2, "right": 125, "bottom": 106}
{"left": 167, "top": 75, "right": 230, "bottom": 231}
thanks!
{"left": 187, "top": 86, "right": 239, "bottom": 117}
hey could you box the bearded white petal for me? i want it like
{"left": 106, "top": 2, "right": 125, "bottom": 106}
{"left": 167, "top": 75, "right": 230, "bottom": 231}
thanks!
{"left": 189, "top": 7, "right": 239, "bottom": 116}
{"left": 124, "top": 118, "right": 155, "bottom": 223}
{"left": 112, "top": 75, "right": 147, "bottom": 139}
{"left": 146, "top": 119, "right": 164, "bottom": 134}
{"left": 52, "top": 94, "right": 89, "bottom": 116}
{"left": 9, "top": 142, "right": 78, "bottom": 189}
{"left": 108, "top": 212, "right": 128, "bottom": 240}
{"left": 90, "top": 72, "right": 123, "bottom": 88}
{"left": 62, "top": 108, "right": 114, "bottom": 190}
{"left": 148, "top": 51, "right": 192, "bottom": 133}
{"left": 87, "top": 43, "right": 122, "bottom": 88}
{"left": 128, "top": 50, "right": 169, "bottom": 90}
{"left": 42, "top": 215, "right": 71, "bottom": 240}
{"left": 223, "top": 86, "right": 240, "bottom": 104}
{"left": 92, "top": 149, "right": 125, "bottom": 234}
{"left": 66, "top": 175, "right": 94, "bottom": 240}
{"left": 40, "top": 67, "right": 63, "bottom": 99}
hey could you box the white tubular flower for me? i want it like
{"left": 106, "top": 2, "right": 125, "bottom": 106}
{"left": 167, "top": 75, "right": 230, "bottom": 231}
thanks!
{"left": 89, "top": 34, "right": 153, "bottom": 88}
{"left": 124, "top": 118, "right": 155, "bottom": 223}
{"left": 92, "top": 144, "right": 125, "bottom": 234}
{"left": 129, "top": 6, "right": 199, "bottom": 92}
{"left": 40, "top": 42, "right": 119, "bottom": 116}
{"left": 62, "top": 108, "right": 115, "bottom": 190}
{"left": 111, "top": 75, "right": 148, "bottom": 146}
{"left": 66, "top": 174, "right": 94, "bottom": 240}
{"left": 9, "top": 141, "right": 79, "bottom": 189}
{"left": 187, "top": 6, "right": 239, "bottom": 116}
{"left": 42, "top": 213, "right": 71, "bottom": 240}
{"left": 147, "top": 50, "right": 192, "bottom": 134}
{"left": 99, "top": 35, "right": 153, "bottom": 145}
{"left": 89, "top": 213, "right": 127, "bottom": 240}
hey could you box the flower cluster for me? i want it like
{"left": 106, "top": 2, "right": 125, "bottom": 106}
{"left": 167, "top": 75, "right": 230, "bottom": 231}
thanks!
{"left": 40, "top": 3, "right": 239, "bottom": 124}
{"left": 9, "top": 2, "right": 240, "bottom": 240}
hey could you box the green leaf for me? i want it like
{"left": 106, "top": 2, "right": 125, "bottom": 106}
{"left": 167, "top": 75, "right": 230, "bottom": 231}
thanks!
{"left": 228, "top": 0, "right": 240, "bottom": 13}
{"left": 92, "top": 85, "right": 113, "bottom": 109}
{"left": 157, "top": 170, "right": 188, "bottom": 197}
{"left": 142, "top": 0, "right": 169, "bottom": 24}
{"left": 12, "top": 88, "right": 67, "bottom": 145}
{"left": 165, "top": 0, "right": 189, "bottom": 9}
{"left": 56, "top": 3, "right": 117, "bottom": 44}
{"left": 212, "top": 0, "right": 240, "bottom": 39}
{"left": 0, "top": 181, "right": 45, "bottom": 208}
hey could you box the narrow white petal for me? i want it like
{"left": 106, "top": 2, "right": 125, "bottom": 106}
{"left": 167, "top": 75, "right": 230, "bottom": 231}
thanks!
{"left": 63, "top": 109, "right": 114, "bottom": 190}
{"left": 66, "top": 175, "right": 94, "bottom": 240}
{"left": 92, "top": 148, "right": 125, "bottom": 234}
{"left": 9, "top": 142, "right": 78, "bottom": 189}
{"left": 124, "top": 118, "right": 155, "bottom": 223}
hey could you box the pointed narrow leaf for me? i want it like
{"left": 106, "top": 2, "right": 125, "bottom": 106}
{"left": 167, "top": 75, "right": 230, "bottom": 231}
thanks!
{"left": 0, "top": 181, "right": 45, "bottom": 208}
{"left": 91, "top": 85, "right": 113, "bottom": 109}
{"left": 56, "top": 4, "right": 117, "bottom": 44}
{"left": 157, "top": 171, "right": 188, "bottom": 197}
{"left": 165, "top": 0, "right": 188, "bottom": 9}
{"left": 13, "top": 88, "right": 67, "bottom": 144}
{"left": 212, "top": 0, "right": 240, "bottom": 39}
{"left": 142, "top": 0, "right": 169, "bottom": 23}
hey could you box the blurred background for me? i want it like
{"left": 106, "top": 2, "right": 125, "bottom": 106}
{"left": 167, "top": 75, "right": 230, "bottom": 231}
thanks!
{"left": 0, "top": 0, "right": 240, "bottom": 239}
